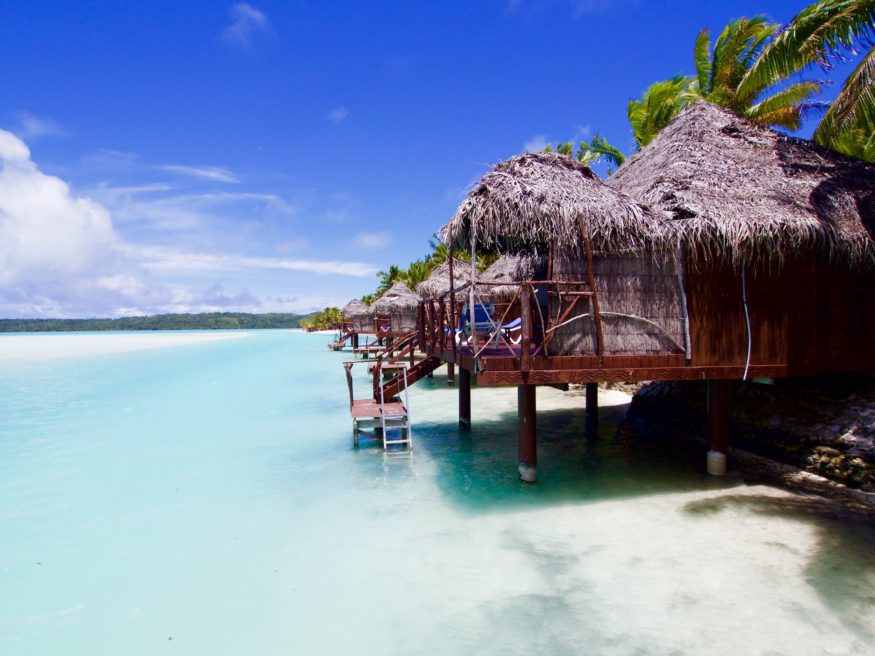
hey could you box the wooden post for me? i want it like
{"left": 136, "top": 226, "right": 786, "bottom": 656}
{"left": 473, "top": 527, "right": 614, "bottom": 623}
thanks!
{"left": 352, "top": 333, "right": 359, "bottom": 350}
{"left": 520, "top": 284, "right": 532, "bottom": 372}
{"left": 585, "top": 382, "right": 598, "bottom": 424}
{"left": 518, "top": 384, "right": 537, "bottom": 483}
{"left": 706, "top": 379, "right": 728, "bottom": 475}
{"left": 447, "top": 361, "right": 455, "bottom": 385}
{"left": 459, "top": 367, "right": 471, "bottom": 429}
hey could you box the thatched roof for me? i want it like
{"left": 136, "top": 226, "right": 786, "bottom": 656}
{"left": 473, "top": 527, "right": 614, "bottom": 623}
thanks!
{"left": 439, "top": 151, "right": 674, "bottom": 254}
{"left": 478, "top": 254, "right": 544, "bottom": 300}
{"left": 341, "top": 298, "right": 369, "bottom": 317}
{"left": 372, "top": 282, "right": 419, "bottom": 313}
{"left": 417, "top": 261, "right": 472, "bottom": 298}
{"left": 609, "top": 102, "right": 875, "bottom": 268}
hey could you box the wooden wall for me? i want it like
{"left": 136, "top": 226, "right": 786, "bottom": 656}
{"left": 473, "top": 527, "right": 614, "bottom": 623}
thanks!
{"left": 685, "top": 252, "right": 875, "bottom": 375}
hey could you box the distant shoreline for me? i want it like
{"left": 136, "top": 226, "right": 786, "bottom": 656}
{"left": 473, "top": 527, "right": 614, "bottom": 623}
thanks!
{"left": 0, "top": 312, "right": 312, "bottom": 333}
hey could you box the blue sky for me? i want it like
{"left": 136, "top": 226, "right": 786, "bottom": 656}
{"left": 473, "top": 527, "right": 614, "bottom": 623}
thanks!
{"left": 0, "top": 0, "right": 854, "bottom": 317}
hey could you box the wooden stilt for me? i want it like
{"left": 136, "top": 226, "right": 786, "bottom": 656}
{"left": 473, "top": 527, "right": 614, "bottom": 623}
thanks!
{"left": 352, "top": 333, "right": 359, "bottom": 349}
{"left": 447, "top": 362, "right": 455, "bottom": 385}
{"left": 518, "top": 384, "right": 537, "bottom": 483}
{"left": 585, "top": 382, "right": 598, "bottom": 424}
{"left": 459, "top": 367, "right": 471, "bottom": 429}
{"left": 706, "top": 379, "right": 728, "bottom": 475}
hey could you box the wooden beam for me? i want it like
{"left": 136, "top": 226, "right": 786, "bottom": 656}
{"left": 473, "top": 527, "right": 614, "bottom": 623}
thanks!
{"left": 477, "top": 364, "right": 790, "bottom": 386}
{"left": 518, "top": 384, "right": 537, "bottom": 483}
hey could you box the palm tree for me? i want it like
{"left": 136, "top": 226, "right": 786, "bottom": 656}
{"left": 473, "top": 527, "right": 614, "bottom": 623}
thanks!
{"left": 402, "top": 259, "right": 432, "bottom": 288}
{"left": 576, "top": 134, "right": 627, "bottom": 173}
{"left": 627, "top": 76, "right": 695, "bottom": 148}
{"left": 741, "top": 0, "right": 874, "bottom": 159}
{"left": 690, "top": 16, "right": 822, "bottom": 130}
{"left": 375, "top": 264, "right": 404, "bottom": 297}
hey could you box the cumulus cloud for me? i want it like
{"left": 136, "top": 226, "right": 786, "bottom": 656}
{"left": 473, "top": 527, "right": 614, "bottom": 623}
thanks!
{"left": 523, "top": 134, "right": 550, "bottom": 152}
{"left": 222, "top": 3, "right": 271, "bottom": 49}
{"left": 0, "top": 129, "right": 120, "bottom": 294}
{"left": 328, "top": 107, "right": 349, "bottom": 123}
{"left": 160, "top": 164, "right": 240, "bottom": 183}
{"left": 0, "top": 130, "right": 377, "bottom": 318}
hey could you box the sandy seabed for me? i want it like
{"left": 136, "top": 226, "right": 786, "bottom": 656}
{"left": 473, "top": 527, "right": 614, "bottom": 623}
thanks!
{"left": 0, "top": 331, "right": 246, "bottom": 364}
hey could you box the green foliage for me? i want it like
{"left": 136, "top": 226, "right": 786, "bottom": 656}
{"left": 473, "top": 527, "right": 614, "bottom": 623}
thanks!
{"left": 375, "top": 264, "right": 405, "bottom": 296}
{"left": 0, "top": 313, "right": 309, "bottom": 333}
{"left": 543, "top": 136, "right": 627, "bottom": 175}
{"left": 627, "top": 76, "right": 696, "bottom": 148}
{"left": 688, "top": 16, "right": 822, "bottom": 131}
{"left": 299, "top": 307, "right": 342, "bottom": 330}
{"left": 826, "top": 113, "right": 875, "bottom": 161}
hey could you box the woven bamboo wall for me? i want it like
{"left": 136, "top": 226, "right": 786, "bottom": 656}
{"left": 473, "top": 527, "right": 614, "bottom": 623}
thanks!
{"left": 550, "top": 252, "right": 687, "bottom": 356}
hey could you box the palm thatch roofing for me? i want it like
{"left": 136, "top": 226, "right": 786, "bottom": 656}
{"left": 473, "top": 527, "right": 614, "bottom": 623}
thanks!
{"left": 341, "top": 298, "right": 369, "bottom": 318}
{"left": 478, "top": 254, "right": 544, "bottom": 300}
{"left": 416, "top": 261, "right": 472, "bottom": 299}
{"left": 609, "top": 102, "right": 875, "bottom": 268}
{"left": 439, "top": 151, "right": 674, "bottom": 254}
{"left": 372, "top": 281, "right": 419, "bottom": 314}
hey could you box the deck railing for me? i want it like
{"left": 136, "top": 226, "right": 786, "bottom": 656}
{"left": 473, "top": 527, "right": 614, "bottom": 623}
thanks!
{"left": 418, "top": 276, "right": 688, "bottom": 370}
{"left": 419, "top": 278, "right": 603, "bottom": 369}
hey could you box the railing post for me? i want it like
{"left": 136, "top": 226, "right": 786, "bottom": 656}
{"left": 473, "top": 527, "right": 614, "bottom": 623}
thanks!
{"left": 416, "top": 301, "right": 426, "bottom": 348}
{"left": 520, "top": 283, "right": 532, "bottom": 372}
{"left": 438, "top": 297, "right": 446, "bottom": 352}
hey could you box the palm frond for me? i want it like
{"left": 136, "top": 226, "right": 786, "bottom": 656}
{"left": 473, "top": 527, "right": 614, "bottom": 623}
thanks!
{"left": 746, "top": 80, "right": 822, "bottom": 122}
{"left": 740, "top": 0, "right": 875, "bottom": 101}
{"left": 815, "top": 45, "right": 875, "bottom": 140}
{"left": 694, "top": 29, "right": 712, "bottom": 93}
{"left": 577, "top": 134, "right": 627, "bottom": 174}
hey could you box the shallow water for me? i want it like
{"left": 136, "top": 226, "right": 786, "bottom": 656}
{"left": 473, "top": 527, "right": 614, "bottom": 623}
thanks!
{"left": 1, "top": 330, "right": 873, "bottom": 655}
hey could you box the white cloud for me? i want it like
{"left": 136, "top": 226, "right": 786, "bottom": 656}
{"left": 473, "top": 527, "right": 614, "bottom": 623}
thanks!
{"left": 127, "top": 244, "right": 377, "bottom": 277}
{"left": 328, "top": 107, "right": 349, "bottom": 123}
{"left": 12, "top": 112, "right": 69, "bottom": 139}
{"left": 0, "top": 130, "right": 378, "bottom": 318}
{"left": 222, "top": 3, "right": 271, "bottom": 49}
{"left": 90, "top": 186, "right": 296, "bottom": 230}
{"left": 0, "top": 130, "right": 119, "bottom": 290}
{"left": 352, "top": 231, "right": 390, "bottom": 249}
{"left": 523, "top": 134, "right": 550, "bottom": 152}
{"left": 80, "top": 148, "right": 140, "bottom": 172}
{"left": 160, "top": 164, "right": 240, "bottom": 183}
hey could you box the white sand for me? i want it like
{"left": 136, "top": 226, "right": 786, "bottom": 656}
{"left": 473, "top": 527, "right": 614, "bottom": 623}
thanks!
{"left": 0, "top": 331, "right": 246, "bottom": 364}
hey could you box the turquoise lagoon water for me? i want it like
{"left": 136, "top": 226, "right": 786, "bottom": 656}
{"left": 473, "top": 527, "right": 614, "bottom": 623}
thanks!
{"left": 1, "top": 330, "right": 874, "bottom": 655}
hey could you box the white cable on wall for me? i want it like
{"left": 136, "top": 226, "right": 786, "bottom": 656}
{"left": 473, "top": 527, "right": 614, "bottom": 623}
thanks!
{"left": 742, "top": 268, "right": 752, "bottom": 381}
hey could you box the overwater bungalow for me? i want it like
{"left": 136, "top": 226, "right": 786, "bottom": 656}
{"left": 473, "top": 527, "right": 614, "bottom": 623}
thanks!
{"left": 372, "top": 281, "right": 420, "bottom": 340}
{"left": 328, "top": 298, "right": 369, "bottom": 350}
{"left": 414, "top": 103, "right": 874, "bottom": 482}
{"left": 417, "top": 260, "right": 471, "bottom": 301}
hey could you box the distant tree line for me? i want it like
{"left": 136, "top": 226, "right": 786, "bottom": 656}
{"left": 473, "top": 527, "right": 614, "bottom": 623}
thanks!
{"left": 0, "top": 312, "right": 309, "bottom": 333}
{"left": 299, "top": 307, "right": 342, "bottom": 330}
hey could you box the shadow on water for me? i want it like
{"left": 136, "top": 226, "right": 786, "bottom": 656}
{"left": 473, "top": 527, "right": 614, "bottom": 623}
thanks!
{"left": 411, "top": 394, "right": 739, "bottom": 514}
{"left": 684, "top": 493, "right": 875, "bottom": 641}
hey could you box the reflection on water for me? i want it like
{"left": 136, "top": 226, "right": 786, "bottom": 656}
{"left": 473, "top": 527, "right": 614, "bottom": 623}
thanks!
{"left": 0, "top": 331, "right": 873, "bottom": 656}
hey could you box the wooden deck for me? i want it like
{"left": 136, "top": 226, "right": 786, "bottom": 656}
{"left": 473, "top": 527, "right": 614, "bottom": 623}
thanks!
{"left": 431, "top": 345, "right": 793, "bottom": 385}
